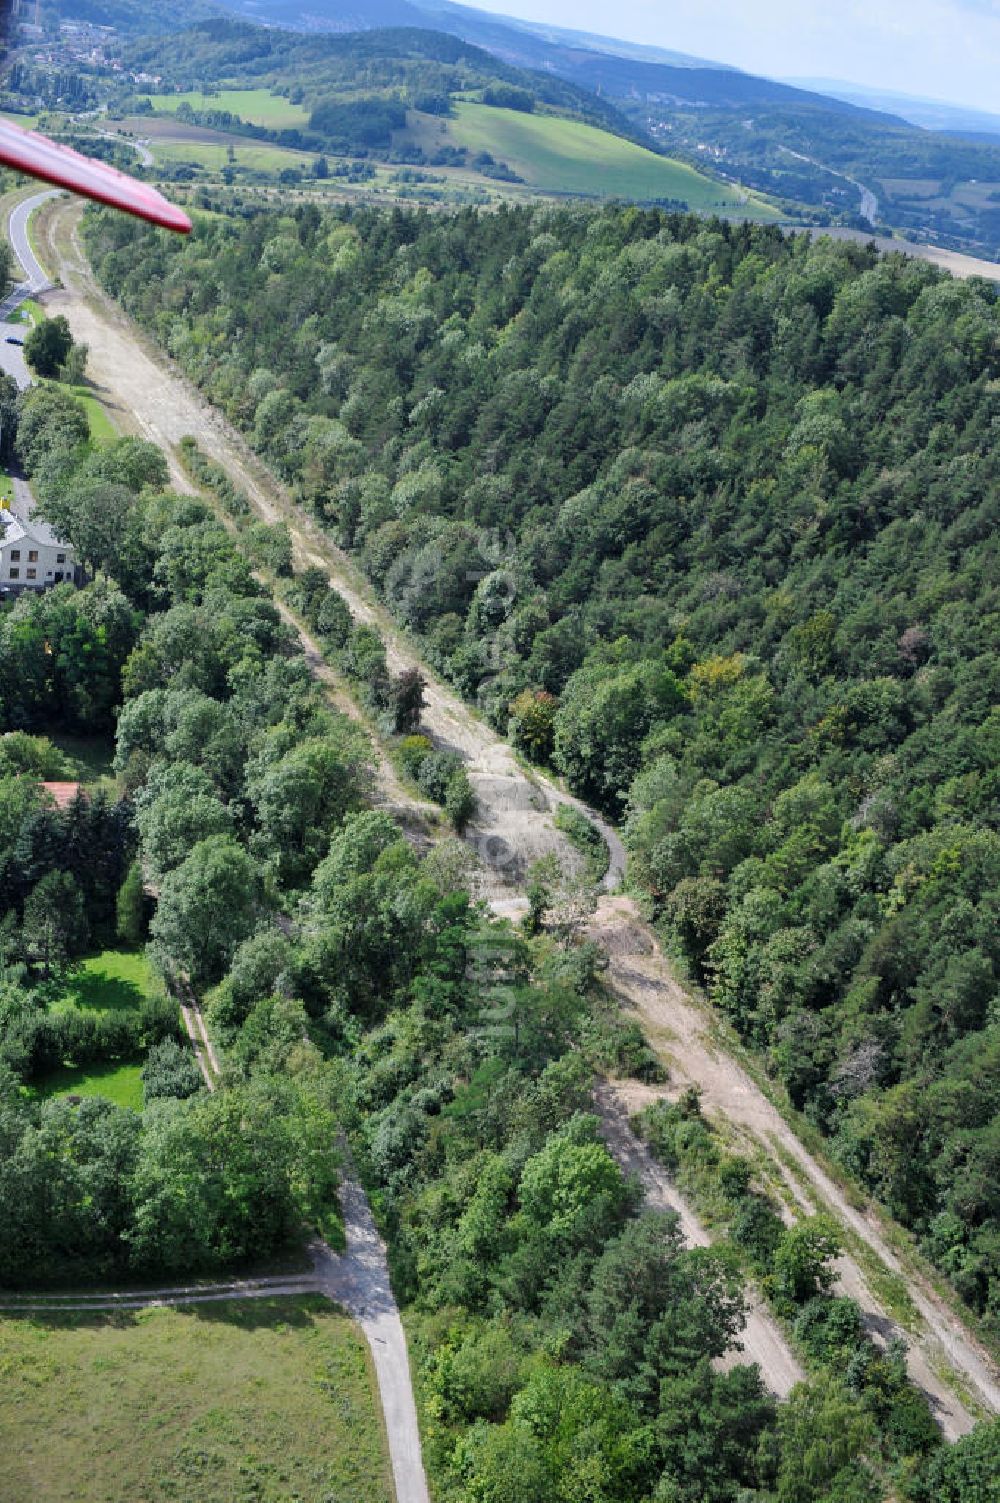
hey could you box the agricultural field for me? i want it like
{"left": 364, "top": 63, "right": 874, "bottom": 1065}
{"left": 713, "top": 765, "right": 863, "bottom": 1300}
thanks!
{"left": 0, "top": 1297, "right": 392, "bottom": 1503}
{"left": 143, "top": 87, "right": 311, "bottom": 130}
{"left": 148, "top": 138, "right": 319, "bottom": 176}
{"left": 879, "top": 178, "right": 943, "bottom": 200}
{"left": 446, "top": 102, "right": 774, "bottom": 211}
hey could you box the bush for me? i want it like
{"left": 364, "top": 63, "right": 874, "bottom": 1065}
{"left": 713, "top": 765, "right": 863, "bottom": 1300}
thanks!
{"left": 554, "top": 803, "right": 609, "bottom": 883}
{"left": 248, "top": 521, "right": 293, "bottom": 576}
{"left": 730, "top": 1195, "right": 786, "bottom": 1272}
{"left": 316, "top": 587, "right": 353, "bottom": 647}
{"left": 142, "top": 1036, "right": 203, "bottom": 1101}
{"left": 396, "top": 733, "right": 433, "bottom": 780}
{"left": 417, "top": 749, "right": 464, "bottom": 803}
{"left": 767, "top": 1216, "right": 842, "bottom": 1311}
{"left": 444, "top": 766, "right": 476, "bottom": 832}
{"left": 794, "top": 1295, "right": 865, "bottom": 1364}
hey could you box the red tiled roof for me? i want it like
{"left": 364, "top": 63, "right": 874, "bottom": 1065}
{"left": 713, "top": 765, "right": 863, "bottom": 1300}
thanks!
{"left": 40, "top": 781, "right": 84, "bottom": 809}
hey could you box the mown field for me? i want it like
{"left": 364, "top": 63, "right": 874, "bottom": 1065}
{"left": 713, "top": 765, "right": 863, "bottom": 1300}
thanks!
{"left": 144, "top": 88, "right": 310, "bottom": 130}
{"left": 448, "top": 102, "right": 774, "bottom": 211}
{"left": 148, "top": 138, "right": 318, "bottom": 176}
{"left": 0, "top": 1297, "right": 392, "bottom": 1503}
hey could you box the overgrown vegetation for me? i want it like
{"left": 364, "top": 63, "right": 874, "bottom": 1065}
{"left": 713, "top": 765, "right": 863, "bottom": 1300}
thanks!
{"left": 84, "top": 199, "right": 1000, "bottom": 1352}
{"left": 4, "top": 316, "right": 991, "bottom": 1496}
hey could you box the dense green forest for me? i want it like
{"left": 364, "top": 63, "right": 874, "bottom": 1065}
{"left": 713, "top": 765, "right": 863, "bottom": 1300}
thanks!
{"left": 2, "top": 361, "right": 997, "bottom": 1502}
{"left": 84, "top": 201, "right": 1000, "bottom": 1341}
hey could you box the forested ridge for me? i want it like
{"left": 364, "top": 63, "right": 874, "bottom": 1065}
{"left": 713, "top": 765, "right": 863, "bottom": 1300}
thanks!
{"left": 9, "top": 357, "right": 996, "bottom": 1503}
{"left": 120, "top": 20, "right": 639, "bottom": 144}
{"left": 84, "top": 201, "right": 1000, "bottom": 1342}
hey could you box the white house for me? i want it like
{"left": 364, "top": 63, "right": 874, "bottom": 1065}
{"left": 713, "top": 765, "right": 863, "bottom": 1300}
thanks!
{"left": 0, "top": 512, "right": 76, "bottom": 592}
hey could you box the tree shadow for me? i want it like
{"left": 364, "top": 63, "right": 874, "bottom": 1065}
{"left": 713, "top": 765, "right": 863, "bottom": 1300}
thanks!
{"left": 184, "top": 1294, "right": 326, "bottom": 1330}
{"left": 3, "top": 1294, "right": 327, "bottom": 1334}
{"left": 70, "top": 969, "right": 145, "bottom": 1013}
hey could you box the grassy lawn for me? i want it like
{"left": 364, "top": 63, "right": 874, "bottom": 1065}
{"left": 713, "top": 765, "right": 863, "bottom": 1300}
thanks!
{"left": 0, "top": 109, "right": 42, "bottom": 129}
{"left": 30, "top": 1060, "right": 145, "bottom": 1110}
{"left": 145, "top": 88, "right": 311, "bottom": 130}
{"left": 30, "top": 950, "right": 166, "bottom": 1109}
{"left": 449, "top": 103, "right": 777, "bottom": 213}
{"left": 46, "top": 948, "right": 157, "bottom": 1015}
{"left": 0, "top": 1297, "right": 392, "bottom": 1503}
{"left": 10, "top": 296, "right": 44, "bottom": 325}
{"left": 34, "top": 378, "right": 116, "bottom": 445}
{"left": 68, "top": 383, "right": 117, "bottom": 445}
{"left": 0, "top": 468, "right": 12, "bottom": 507}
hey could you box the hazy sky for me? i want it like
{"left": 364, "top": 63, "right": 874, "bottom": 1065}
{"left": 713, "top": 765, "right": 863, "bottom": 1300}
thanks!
{"left": 462, "top": 0, "right": 1000, "bottom": 113}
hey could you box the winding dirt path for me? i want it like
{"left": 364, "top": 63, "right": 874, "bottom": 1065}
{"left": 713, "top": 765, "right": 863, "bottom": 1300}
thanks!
{"left": 594, "top": 1082, "right": 805, "bottom": 1398}
{"left": 590, "top": 900, "right": 1000, "bottom": 1438}
{"left": 30, "top": 194, "right": 1000, "bottom": 1436}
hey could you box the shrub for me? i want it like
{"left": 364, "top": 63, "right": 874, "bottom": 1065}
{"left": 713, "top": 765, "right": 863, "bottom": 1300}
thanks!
{"left": 417, "top": 749, "right": 464, "bottom": 803}
{"left": 444, "top": 767, "right": 476, "bottom": 832}
{"left": 142, "top": 1037, "right": 204, "bottom": 1101}
{"left": 554, "top": 803, "right": 609, "bottom": 883}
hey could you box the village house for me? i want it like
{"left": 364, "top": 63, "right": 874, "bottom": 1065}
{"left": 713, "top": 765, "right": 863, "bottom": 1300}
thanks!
{"left": 0, "top": 511, "right": 77, "bottom": 593}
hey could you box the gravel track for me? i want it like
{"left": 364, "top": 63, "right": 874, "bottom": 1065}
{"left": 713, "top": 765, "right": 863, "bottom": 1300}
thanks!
{"left": 594, "top": 1081, "right": 805, "bottom": 1397}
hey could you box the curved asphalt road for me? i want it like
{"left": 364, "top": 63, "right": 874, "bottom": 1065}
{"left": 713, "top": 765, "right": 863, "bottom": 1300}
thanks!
{"left": 7, "top": 189, "right": 59, "bottom": 292}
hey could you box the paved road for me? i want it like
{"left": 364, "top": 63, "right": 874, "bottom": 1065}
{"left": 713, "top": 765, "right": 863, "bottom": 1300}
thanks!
{"left": 8, "top": 189, "right": 59, "bottom": 291}
{"left": 313, "top": 1170, "right": 430, "bottom": 1503}
{"left": 0, "top": 189, "right": 62, "bottom": 397}
{"left": 0, "top": 328, "right": 30, "bottom": 392}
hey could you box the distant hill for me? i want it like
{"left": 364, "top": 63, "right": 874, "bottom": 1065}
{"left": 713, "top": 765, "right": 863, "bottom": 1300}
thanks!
{"left": 44, "top": 0, "right": 221, "bottom": 30}
{"left": 49, "top": 0, "right": 1000, "bottom": 255}
{"left": 116, "top": 18, "right": 761, "bottom": 209}
{"left": 787, "top": 78, "right": 1000, "bottom": 139}
{"left": 120, "top": 19, "right": 643, "bottom": 141}
{"left": 227, "top": 0, "right": 427, "bottom": 29}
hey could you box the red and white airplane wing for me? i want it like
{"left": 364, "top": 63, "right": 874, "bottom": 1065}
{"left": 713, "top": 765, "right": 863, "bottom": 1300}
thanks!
{"left": 0, "top": 115, "right": 192, "bottom": 233}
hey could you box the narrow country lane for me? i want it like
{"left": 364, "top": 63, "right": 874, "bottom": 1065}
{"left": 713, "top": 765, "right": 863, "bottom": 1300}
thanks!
{"left": 8, "top": 189, "right": 57, "bottom": 292}
{"left": 23, "top": 193, "right": 1000, "bottom": 1437}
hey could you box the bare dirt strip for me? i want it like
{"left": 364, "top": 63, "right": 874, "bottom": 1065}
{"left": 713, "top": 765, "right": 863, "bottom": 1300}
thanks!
{"left": 31, "top": 194, "right": 1000, "bottom": 1436}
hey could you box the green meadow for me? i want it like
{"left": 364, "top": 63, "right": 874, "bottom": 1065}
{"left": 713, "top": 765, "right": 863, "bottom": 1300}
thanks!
{"left": 0, "top": 1298, "right": 392, "bottom": 1503}
{"left": 149, "top": 138, "right": 317, "bottom": 175}
{"left": 450, "top": 102, "right": 775, "bottom": 212}
{"left": 145, "top": 88, "right": 311, "bottom": 130}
